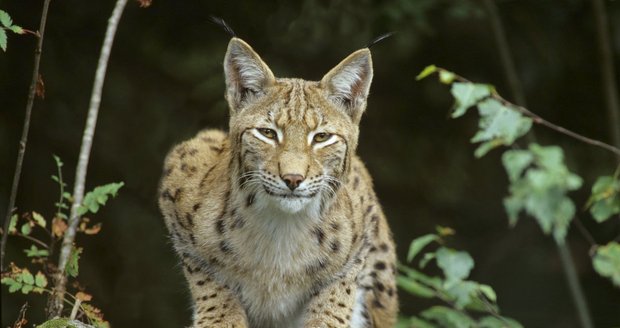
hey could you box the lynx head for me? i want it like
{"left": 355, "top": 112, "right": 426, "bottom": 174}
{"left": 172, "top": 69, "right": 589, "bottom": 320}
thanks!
{"left": 224, "top": 38, "right": 373, "bottom": 215}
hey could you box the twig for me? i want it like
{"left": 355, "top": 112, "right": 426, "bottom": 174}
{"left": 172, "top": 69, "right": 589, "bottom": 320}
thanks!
{"left": 69, "top": 299, "right": 82, "bottom": 320}
{"left": 591, "top": 0, "right": 620, "bottom": 155}
{"left": 1, "top": 0, "right": 52, "bottom": 272}
{"left": 15, "top": 233, "right": 50, "bottom": 249}
{"left": 556, "top": 242, "right": 594, "bottom": 328}
{"left": 13, "top": 302, "right": 28, "bottom": 328}
{"left": 572, "top": 217, "right": 597, "bottom": 248}
{"left": 49, "top": 156, "right": 66, "bottom": 256}
{"left": 513, "top": 102, "right": 620, "bottom": 157}
{"left": 482, "top": 0, "right": 527, "bottom": 107}
{"left": 47, "top": 0, "right": 129, "bottom": 318}
{"left": 438, "top": 68, "right": 620, "bottom": 157}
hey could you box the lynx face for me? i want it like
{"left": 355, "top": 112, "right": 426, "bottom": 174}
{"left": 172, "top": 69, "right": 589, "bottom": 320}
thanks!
{"left": 224, "top": 39, "right": 373, "bottom": 215}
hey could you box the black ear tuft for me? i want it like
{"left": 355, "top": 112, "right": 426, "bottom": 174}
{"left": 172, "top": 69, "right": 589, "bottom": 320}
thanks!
{"left": 209, "top": 16, "right": 236, "bottom": 38}
{"left": 366, "top": 31, "right": 396, "bottom": 49}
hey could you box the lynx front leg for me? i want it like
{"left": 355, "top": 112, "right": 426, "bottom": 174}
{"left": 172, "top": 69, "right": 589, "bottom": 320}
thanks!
{"left": 181, "top": 257, "right": 248, "bottom": 328}
{"left": 303, "top": 276, "right": 359, "bottom": 328}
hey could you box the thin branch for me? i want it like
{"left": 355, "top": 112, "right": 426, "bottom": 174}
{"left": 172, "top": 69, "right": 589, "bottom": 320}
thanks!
{"left": 15, "top": 233, "right": 50, "bottom": 249}
{"left": 482, "top": 0, "right": 527, "bottom": 107}
{"left": 13, "top": 302, "right": 29, "bottom": 327}
{"left": 572, "top": 217, "right": 597, "bottom": 248}
{"left": 1, "top": 0, "right": 52, "bottom": 272}
{"left": 49, "top": 158, "right": 66, "bottom": 257}
{"left": 47, "top": 0, "right": 128, "bottom": 318}
{"left": 556, "top": 242, "right": 594, "bottom": 328}
{"left": 69, "top": 299, "right": 82, "bottom": 320}
{"left": 591, "top": 0, "right": 620, "bottom": 155}
{"left": 437, "top": 68, "right": 620, "bottom": 157}
{"left": 510, "top": 101, "right": 620, "bottom": 157}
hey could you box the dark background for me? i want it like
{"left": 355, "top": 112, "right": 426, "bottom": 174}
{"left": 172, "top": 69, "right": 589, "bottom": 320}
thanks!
{"left": 1, "top": 0, "right": 620, "bottom": 327}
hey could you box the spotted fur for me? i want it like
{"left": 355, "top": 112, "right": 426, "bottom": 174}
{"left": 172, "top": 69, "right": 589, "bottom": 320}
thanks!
{"left": 159, "top": 38, "right": 397, "bottom": 328}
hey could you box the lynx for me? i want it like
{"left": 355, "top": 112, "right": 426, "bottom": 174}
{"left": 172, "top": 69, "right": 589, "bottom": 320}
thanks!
{"left": 158, "top": 37, "right": 398, "bottom": 328}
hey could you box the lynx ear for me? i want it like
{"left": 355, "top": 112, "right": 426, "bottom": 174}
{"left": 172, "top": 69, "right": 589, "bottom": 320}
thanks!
{"left": 224, "top": 38, "right": 275, "bottom": 112}
{"left": 320, "top": 49, "right": 373, "bottom": 122}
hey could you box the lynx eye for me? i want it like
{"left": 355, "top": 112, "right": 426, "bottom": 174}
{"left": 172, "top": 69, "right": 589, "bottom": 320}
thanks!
{"left": 313, "top": 133, "right": 331, "bottom": 143}
{"left": 258, "top": 128, "right": 277, "bottom": 140}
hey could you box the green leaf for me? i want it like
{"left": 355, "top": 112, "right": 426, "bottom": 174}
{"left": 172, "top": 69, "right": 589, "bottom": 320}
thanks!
{"left": 53, "top": 154, "right": 64, "bottom": 167}
{"left": 464, "top": 296, "right": 498, "bottom": 313}
{"left": 416, "top": 65, "right": 437, "bottom": 80}
{"left": 25, "top": 245, "right": 49, "bottom": 257}
{"left": 8, "top": 214, "right": 18, "bottom": 233}
{"left": 502, "top": 144, "right": 582, "bottom": 243}
{"left": 439, "top": 70, "right": 456, "bottom": 84}
{"left": 446, "top": 280, "right": 478, "bottom": 309}
{"left": 587, "top": 175, "right": 620, "bottom": 223}
{"left": 9, "top": 25, "right": 23, "bottom": 34}
{"left": 396, "top": 316, "right": 436, "bottom": 328}
{"left": 502, "top": 150, "right": 533, "bottom": 182}
{"left": 470, "top": 99, "right": 532, "bottom": 157}
{"left": 35, "top": 271, "right": 48, "bottom": 288}
{"left": 0, "top": 10, "right": 12, "bottom": 27}
{"left": 396, "top": 275, "right": 436, "bottom": 298}
{"left": 2, "top": 277, "right": 23, "bottom": 293}
{"left": 36, "top": 318, "right": 75, "bottom": 328}
{"left": 22, "top": 269, "right": 34, "bottom": 285}
{"left": 407, "top": 234, "right": 439, "bottom": 262}
{"left": 478, "top": 284, "right": 497, "bottom": 302}
{"left": 478, "top": 316, "right": 524, "bottom": 328}
{"left": 399, "top": 264, "right": 443, "bottom": 289}
{"left": 436, "top": 247, "right": 474, "bottom": 287}
{"left": 21, "top": 223, "right": 32, "bottom": 235}
{"left": 0, "top": 28, "right": 7, "bottom": 52}
{"left": 450, "top": 82, "right": 491, "bottom": 118}
{"left": 79, "top": 182, "right": 124, "bottom": 215}
{"left": 32, "top": 211, "right": 47, "bottom": 228}
{"left": 21, "top": 284, "right": 34, "bottom": 294}
{"left": 66, "top": 247, "right": 82, "bottom": 277}
{"left": 592, "top": 242, "right": 620, "bottom": 287}
{"left": 421, "top": 305, "right": 476, "bottom": 328}
{"left": 419, "top": 252, "right": 436, "bottom": 268}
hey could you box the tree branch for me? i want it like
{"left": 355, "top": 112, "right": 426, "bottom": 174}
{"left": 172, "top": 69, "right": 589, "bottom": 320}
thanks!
{"left": 591, "top": 0, "right": 620, "bottom": 156}
{"left": 482, "top": 0, "right": 527, "bottom": 107}
{"left": 437, "top": 67, "right": 620, "bottom": 157}
{"left": 507, "top": 100, "right": 620, "bottom": 157}
{"left": 1, "top": 0, "right": 52, "bottom": 272}
{"left": 556, "top": 242, "right": 594, "bottom": 328}
{"left": 47, "top": 0, "right": 128, "bottom": 317}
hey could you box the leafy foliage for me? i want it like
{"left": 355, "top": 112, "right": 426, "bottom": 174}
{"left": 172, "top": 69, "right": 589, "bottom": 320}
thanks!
{"left": 470, "top": 99, "right": 532, "bottom": 158}
{"left": 24, "top": 245, "right": 49, "bottom": 258}
{"left": 450, "top": 83, "right": 492, "bottom": 119}
{"left": 1, "top": 265, "right": 48, "bottom": 294}
{"left": 398, "top": 230, "right": 523, "bottom": 328}
{"left": 419, "top": 66, "right": 533, "bottom": 157}
{"left": 66, "top": 247, "right": 83, "bottom": 278}
{"left": 586, "top": 175, "right": 620, "bottom": 223}
{"left": 78, "top": 182, "right": 124, "bottom": 215}
{"left": 3, "top": 155, "right": 121, "bottom": 326}
{"left": 0, "top": 9, "right": 26, "bottom": 51}
{"left": 592, "top": 242, "right": 620, "bottom": 287}
{"left": 502, "top": 144, "right": 582, "bottom": 243}
{"left": 413, "top": 64, "right": 620, "bottom": 328}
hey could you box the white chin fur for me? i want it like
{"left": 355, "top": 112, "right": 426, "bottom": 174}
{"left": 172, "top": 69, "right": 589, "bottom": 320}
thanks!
{"left": 256, "top": 192, "right": 322, "bottom": 218}
{"left": 273, "top": 197, "right": 312, "bottom": 214}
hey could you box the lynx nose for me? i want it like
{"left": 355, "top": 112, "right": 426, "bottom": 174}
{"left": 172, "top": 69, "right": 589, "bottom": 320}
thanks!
{"left": 281, "top": 174, "right": 305, "bottom": 191}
